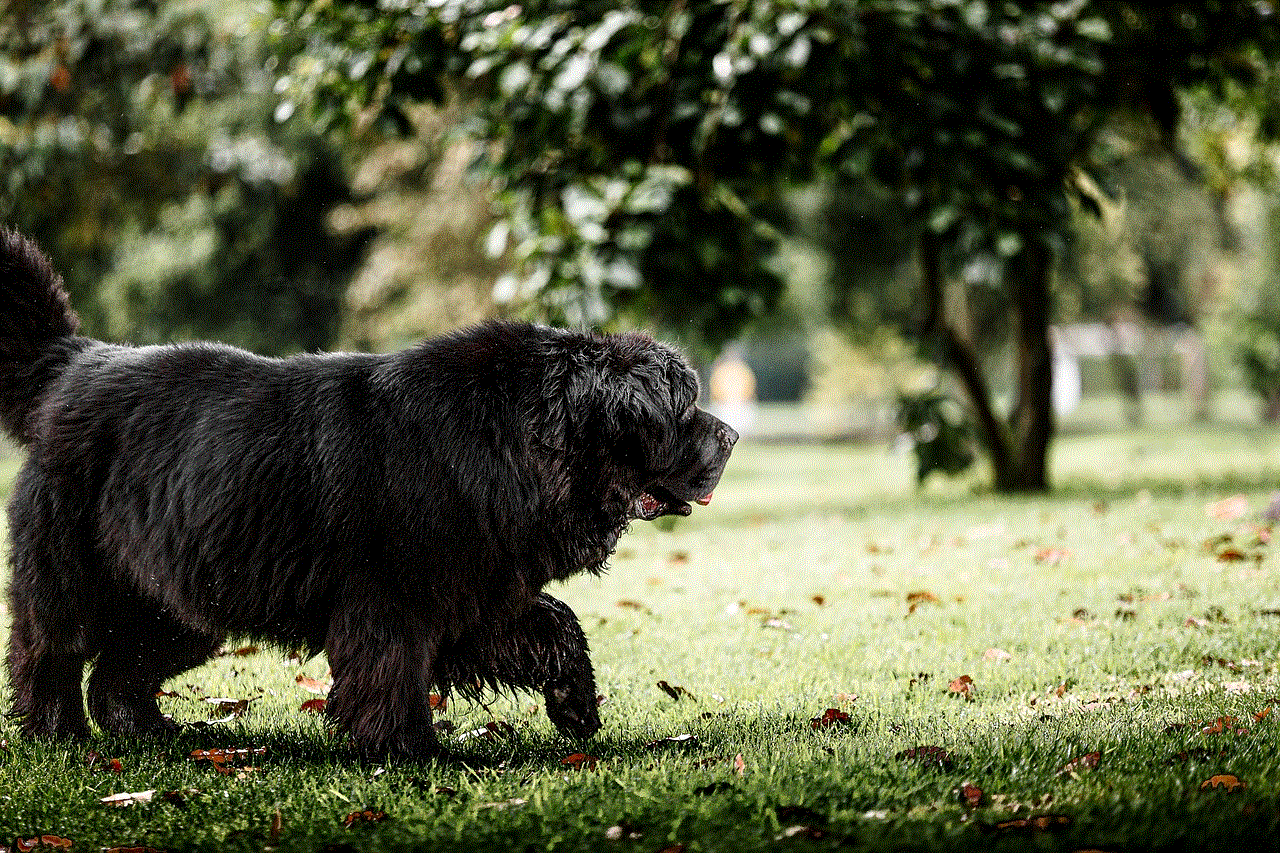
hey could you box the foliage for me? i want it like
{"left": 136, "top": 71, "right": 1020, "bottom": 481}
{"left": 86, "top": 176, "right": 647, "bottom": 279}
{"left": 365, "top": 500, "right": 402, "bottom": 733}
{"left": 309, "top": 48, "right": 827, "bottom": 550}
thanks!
{"left": 896, "top": 387, "right": 976, "bottom": 483}
{"left": 0, "top": 0, "right": 366, "bottom": 354}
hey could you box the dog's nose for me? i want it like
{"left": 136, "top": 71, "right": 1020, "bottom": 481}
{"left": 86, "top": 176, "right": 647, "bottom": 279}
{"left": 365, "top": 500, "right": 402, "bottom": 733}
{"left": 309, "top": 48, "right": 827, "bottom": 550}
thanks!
{"left": 717, "top": 423, "right": 739, "bottom": 450}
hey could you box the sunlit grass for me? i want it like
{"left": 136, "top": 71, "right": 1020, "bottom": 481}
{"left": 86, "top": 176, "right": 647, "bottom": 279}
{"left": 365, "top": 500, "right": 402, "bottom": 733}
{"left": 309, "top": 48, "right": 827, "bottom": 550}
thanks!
{"left": 1, "top": 422, "right": 1280, "bottom": 850}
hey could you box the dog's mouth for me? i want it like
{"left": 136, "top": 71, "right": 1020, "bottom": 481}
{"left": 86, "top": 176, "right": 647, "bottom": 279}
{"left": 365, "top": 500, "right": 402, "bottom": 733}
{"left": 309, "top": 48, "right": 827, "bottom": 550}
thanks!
{"left": 633, "top": 486, "right": 714, "bottom": 521}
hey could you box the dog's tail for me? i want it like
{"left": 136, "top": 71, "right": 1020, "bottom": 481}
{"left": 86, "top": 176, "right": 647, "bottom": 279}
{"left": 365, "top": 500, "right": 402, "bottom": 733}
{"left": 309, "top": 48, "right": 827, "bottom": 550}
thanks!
{"left": 0, "top": 228, "right": 81, "bottom": 444}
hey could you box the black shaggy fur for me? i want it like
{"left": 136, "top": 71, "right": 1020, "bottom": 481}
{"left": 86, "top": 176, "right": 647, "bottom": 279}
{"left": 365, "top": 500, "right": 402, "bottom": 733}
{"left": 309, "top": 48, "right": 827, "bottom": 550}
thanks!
{"left": 1, "top": 229, "right": 737, "bottom": 758}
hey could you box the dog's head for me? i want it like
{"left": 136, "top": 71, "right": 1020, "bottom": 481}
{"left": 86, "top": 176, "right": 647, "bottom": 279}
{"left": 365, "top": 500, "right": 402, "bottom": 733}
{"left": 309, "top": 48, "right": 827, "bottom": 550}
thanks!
{"left": 596, "top": 332, "right": 738, "bottom": 521}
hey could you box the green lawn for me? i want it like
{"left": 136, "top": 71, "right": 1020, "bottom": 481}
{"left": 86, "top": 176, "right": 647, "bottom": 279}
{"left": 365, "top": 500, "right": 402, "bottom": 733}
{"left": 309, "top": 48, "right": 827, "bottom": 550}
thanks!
{"left": 2, "top": 423, "right": 1280, "bottom": 851}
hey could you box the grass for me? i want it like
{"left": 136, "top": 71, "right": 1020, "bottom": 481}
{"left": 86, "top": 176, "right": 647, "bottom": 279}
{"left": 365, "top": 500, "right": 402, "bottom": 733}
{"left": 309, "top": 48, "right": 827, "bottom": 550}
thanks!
{"left": 2, "top": 422, "right": 1280, "bottom": 851}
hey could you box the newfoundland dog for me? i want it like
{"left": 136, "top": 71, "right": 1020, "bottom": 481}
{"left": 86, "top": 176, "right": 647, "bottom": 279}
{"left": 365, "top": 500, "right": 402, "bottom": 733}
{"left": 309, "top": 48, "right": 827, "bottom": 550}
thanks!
{"left": 0, "top": 229, "right": 736, "bottom": 758}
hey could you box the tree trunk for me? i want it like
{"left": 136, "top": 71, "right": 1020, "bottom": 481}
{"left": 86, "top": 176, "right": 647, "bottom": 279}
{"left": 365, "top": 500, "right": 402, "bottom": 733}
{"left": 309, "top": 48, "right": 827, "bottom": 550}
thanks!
{"left": 919, "top": 234, "right": 1054, "bottom": 493}
{"left": 1004, "top": 242, "right": 1054, "bottom": 492}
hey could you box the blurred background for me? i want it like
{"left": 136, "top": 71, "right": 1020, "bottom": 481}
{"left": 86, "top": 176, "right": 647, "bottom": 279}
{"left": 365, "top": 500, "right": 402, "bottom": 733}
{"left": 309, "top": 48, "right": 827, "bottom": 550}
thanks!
{"left": 3, "top": 0, "right": 1280, "bottom": 493}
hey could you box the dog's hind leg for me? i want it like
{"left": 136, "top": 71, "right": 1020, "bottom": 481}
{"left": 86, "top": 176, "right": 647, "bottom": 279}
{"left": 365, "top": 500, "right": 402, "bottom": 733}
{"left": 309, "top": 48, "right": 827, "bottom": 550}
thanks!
{"left": 6, "top": 592, "right": 90, "bottom": 740}
{"left": 438, "top": 593, "right": 601, "bottom": 739}
{"left": 6, "top": 470, "right": 95, "bottom": 740}
{"left": 86, "top": 595, "right": 223, "bottom": 737}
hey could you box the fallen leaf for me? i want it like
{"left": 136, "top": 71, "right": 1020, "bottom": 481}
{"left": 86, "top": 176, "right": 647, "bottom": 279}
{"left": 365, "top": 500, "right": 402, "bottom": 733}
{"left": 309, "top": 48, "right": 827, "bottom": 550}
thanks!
{"left": 947, "top": 675, "right": 975, "bottom": 700}
{"left": 232, "top": 645, "right": 260, "bottom": 657}
{"left": 896, "top": 745, "right": 953, "bottom": 771}
{"left": 456, "top": 721, "right": 515, "bottom": 742}
{"left": 203, "top": 697, "right": 250, "bottom": 717}
{"left": 615, "top": 600, "right": 647, "bottom": 611}
{"left": 1200, "top": 716, "right": 1249, "bottom": 736}
{"left": 15, "top": 838, "right": 73, "bottom": 851}
{"left": 1034, "top": 547, "right": 1071, "bottom": 566}
{"left": 85, "top": 750, "right": 124, "bottom": 773}
{"left": 809, "top": 708, "right": 850, "bottom": 730}
{"left": 1206, "top": 495, "right": 1249, "bottom": 521}
{"left": 189, "top": 746, "right": 267, "bottom": 775}
{"left": 300, "top": 698, "right": 328, "bottom": 713}
{"left": 994, "top": 815, "right": 1072, "bottom": 832}
{"left": 1254, "top": 706, "right": 1272, "bottom": 723}
{"left": 428, "top": 694, "right": 446, "bottom": 710}
{"left": 342, "top": 809, "right": 387, "bottom": 827}
{"left": 657, "top": 680, "right": 693, "bottom": 701}
{"left": 100, "top": 790, "right": 156, "bottom": 807}
{"left": 811, "top": 595, "right": 826, "bottom": 606}
{"left": 560, "top": 752, "right": 598, "bottom": 771}
{"left": 295, "top": 675, "right": 331, "bottom": 695}
{"left": 1200, "top": 774, "right": 1245, "bottom": 792}
{"left": 959, "top": 782, "right": 983, "bottom": 807}
{"left": 906, "top": 590, "right": 939, "bottom": 604}
{"left": 668, "top": 551, "right": 689, "bottom": 564}
{"left": 1058, "top": 751, "right": 1101, "bottom": 775}
{"left": 983, "top": 648, "right": 1012, "bottom": 662}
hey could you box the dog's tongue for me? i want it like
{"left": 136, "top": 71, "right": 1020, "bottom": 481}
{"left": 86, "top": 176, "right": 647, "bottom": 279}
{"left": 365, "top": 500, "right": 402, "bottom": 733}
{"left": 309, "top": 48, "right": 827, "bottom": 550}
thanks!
{"left": 695, "top": 492, "right": 713, "bottom": 506}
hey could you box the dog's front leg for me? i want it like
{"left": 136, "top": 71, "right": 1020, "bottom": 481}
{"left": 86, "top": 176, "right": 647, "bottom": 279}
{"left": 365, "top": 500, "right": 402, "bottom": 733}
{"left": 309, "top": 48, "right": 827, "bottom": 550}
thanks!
{"left": 324, "top": 583, "right": 443, "bottom": 760}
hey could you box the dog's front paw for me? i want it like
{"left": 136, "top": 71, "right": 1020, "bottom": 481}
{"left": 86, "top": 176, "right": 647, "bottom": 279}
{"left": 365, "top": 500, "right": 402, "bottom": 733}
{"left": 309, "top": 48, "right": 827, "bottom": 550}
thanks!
{"left": 544, "top": 681, "right": 601, "bottom": 739}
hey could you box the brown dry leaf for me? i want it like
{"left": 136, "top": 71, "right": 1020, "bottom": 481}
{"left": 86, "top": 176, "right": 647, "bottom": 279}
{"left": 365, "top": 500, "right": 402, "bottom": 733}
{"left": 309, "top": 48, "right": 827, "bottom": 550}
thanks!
{"left": 959, "top": 782, "right": 984, "bottom": 807}
{"left": 811, "top": 595, "right": 826, "bottom": 606}
{"left": 203, "top": 697, "right": 250, "bottom": 717}
{"left": 189, "top": 746, "right": 266, "bottom": 775}
{"left": 809, "top": 708, "right": 850, "bottom": 730}
{"left": 100, "top": 790, "right": 155, "bottom": 807}
{"left": 232, "top": 645, "right": 260, "bottom": 657}
{"left": 428, "top": 694, "right": 447, "bottom": 711}
{"left": 668, "top": 551, "right": 690, "bottom": 564}
{"left": 342, "top": 809, "right": 388, "bottom": 827}
{"left": 947, "top": 675, "right": 976, "bottom": 700}
{"left": 295, "top": 674, "right": 330, "bottom": 695}
{"left": 906, "top": 590, "right": 939, "bottom": 604}
{"left": 1254, "top": 706, "right": 1273, "bottom": 723}
{"left": 15, "top": 838, "right": 73, "bottom": 851}
{"left": 1200, "top": 774, "right": 1245, "bottom": 793}
{"left": 1200, "top": 716, "right": 1249, "bottom": 736}
{"left": 1034, "top": 547, "right": 1071, "bottom": 566}
{"left": 615, "top": 600, "right": 647, "bottom": 611}
{"left": 300, "top": 698, "right": 328, "bottom": 714}
{"left": 657, "top": 680, "right": 693, "bottom": 701}
{"left": 1206, "top": 495, "right": 1249, "bottom": 521}
{"left": 456, "top": 721, "right": 516, "bottom": 742}
{"left": 560, "top": 752, "right": 598, "bottom": 771}
{"left": 1058, "top": 751, "right": 1101, "bottom": 775}
{"left": 983, "top": 648, "right": 1013, "bottom": 662}
{"left": 85, "top": 750, "right": 124, "bottom": 773}
{"left": 1216, "top": 548, "right": 1248, "bottom": 563}
{"left": 896, "top": 745, "right": 953, "bottom": 771}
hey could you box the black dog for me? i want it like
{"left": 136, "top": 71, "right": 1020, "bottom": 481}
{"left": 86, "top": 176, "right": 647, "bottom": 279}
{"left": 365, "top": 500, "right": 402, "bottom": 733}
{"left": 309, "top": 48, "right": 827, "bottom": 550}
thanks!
{"left": 0, "top": 229, "right": 736, "bottom": 758}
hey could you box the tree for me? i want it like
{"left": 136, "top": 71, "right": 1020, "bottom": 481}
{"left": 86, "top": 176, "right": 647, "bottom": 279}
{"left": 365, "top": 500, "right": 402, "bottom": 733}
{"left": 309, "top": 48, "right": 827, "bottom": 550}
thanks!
{"left": 0, "top": 0, "right": 369, "bottom": 354}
